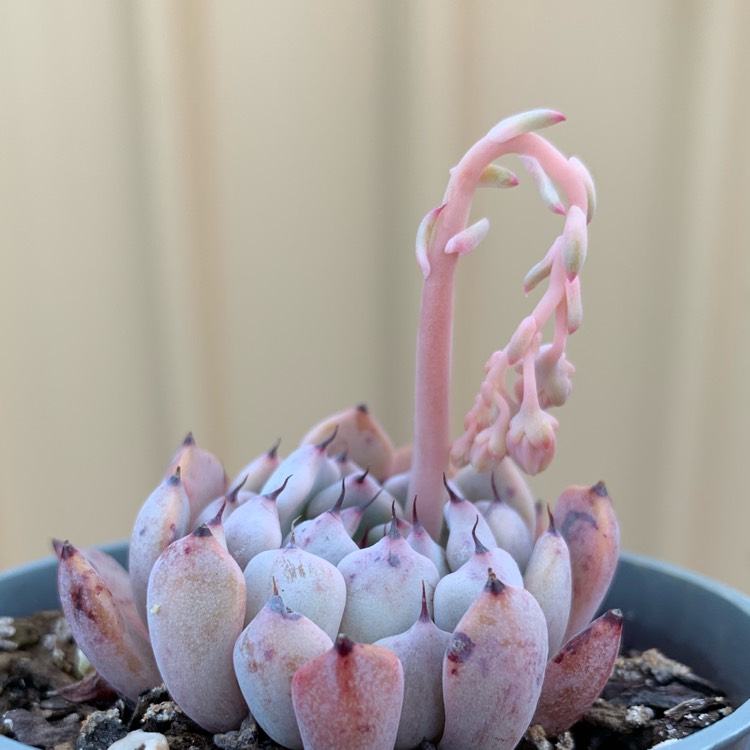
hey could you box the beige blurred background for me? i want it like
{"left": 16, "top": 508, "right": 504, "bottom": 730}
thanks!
{"left": 1, "top": 1, "right": 748, "bottom": 593}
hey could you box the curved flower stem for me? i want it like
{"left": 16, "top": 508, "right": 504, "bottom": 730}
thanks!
{"left": 409, "top": 129, "right": 588, "bottom": 541}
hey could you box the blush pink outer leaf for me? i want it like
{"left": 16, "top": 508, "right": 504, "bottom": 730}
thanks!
{"left": 439, "top": 574, "right": 548, "bottom": 750}
{"left": 165, "top": 433, "right": 228, "bottom": 527}
{"left": 56, "top": 542, "right": 160, "bottom": 702}
{"left": 532, "top": 609, "right": 623, "bottom": 736}
{"left": 553, "top": 482, "right": 620, "bottom": 642}
{"left": 300, "top": 404, "right": 395, "bottom": 482}
{"left": 146, "top": 526, "right": 248, "bottom": 733}
{"left": 291, "top": 635, "right": 404, "bottom": 750}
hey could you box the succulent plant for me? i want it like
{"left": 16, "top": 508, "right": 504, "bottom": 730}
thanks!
{"left": 57, "top": 110, "right": 623, "bottom": 749}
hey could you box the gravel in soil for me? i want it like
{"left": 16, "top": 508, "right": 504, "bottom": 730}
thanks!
{"left": 0, "top": 611, "right": 734, "bottom": 750}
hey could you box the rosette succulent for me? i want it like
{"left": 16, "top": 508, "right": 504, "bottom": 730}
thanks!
{"left": 57, "top": 110, "right": 622, "bottom": 750}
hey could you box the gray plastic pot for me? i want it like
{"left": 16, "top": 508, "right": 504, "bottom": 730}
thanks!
{"left": 1, "top": 547, "right": 749, "bottom": 749}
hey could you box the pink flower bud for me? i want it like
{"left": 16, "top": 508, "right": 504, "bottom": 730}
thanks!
{"left": 506, "top": 401, "right": 558, "bottom": 476}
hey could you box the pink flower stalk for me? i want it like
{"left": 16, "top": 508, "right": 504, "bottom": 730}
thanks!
{"left": 408, "top": 109, "right": 594, "bottom": 540}
{"left": 55, "top": 112, "right": 621, "bottom": 749}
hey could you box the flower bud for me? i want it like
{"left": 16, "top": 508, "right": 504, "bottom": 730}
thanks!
{"left": 486, "top": 108, "right": 565, "bottom": 144}
{"left": 506, "top": 402, "right": 559, "bottom": 476}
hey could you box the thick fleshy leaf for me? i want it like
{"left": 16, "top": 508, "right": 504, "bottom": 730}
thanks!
{"left": 337, "top": 520, "right": 440, "bottom": 643}
{"left": 291, "top": 484, "right": 359, "bottom": 565}
{"left": 553, "top": 482, "right": 620, "bottom": 641}
{"left": 165, "top": 433, "right": 228, "bottom": 526}
{"left": 244, "top": 543, "right": 346, "bottom": 641}
{"left": 434, "top": 531, "right": 522, "bottom": 632}
{"left": 129, "top": 471, "right": 190, "bottom": 626}
{"left": 484, "top": 475, "right": 533, "bottom": 570}
{"left": 291, "top": 635, "right": 404, "bottom": 750}
{"left": 443, "top": 482, "right": 496, "bottom": 571}
{"left": 532, "top": 609, "right": 623, "bottom": 735}
{"left": 57, "top": 542, "right": 160, "bottom": 702}
{"left": 406, "top": 499, "right": 449, "bottom": 578}
{"left": 147, "top": 525, "right": 247, "bottom": 732}
{"left": 224, "top": 480, "right": 284, "bottom": 569}
{"left": 229, "top": 439, "right": 282, "bottom": 494}
{"left": 300, "top": 404, "right": 395, "bottom": 481}
{"left": 375, "top": 588, "right": 451, "bottom": 749}
{"left": 523, "top": 514, "right": 572, "bottom": 656}
{"left": 306, "top": 469, "right": 394, "bottom": 531}
{"left": 234, "top": 593, "right": 332, "bottom": 749}
{"left": 439, "top": 572, "right": 548, "bottom": 750}
{"left": 259, "top": 433, "right": 340, "bottom": 533}
{"left": 451, "top": 458, "right": 536, "bottom": 536}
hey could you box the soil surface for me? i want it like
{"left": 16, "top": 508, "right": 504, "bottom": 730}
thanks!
{"left": 0, "top": 611, "right": 733, "bottom": 750}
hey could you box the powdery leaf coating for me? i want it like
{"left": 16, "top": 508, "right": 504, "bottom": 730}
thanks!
{"left": 147, "top": 526, "right": 247, "bottom": 733}
{"left": 229, "top": 439, "right": 282, "bottom": 494}
{"left": 523, "top": 518, "right": 572, "bottom": 656}
{"left": 532, "top": 609, "right": 623, "bottom": 736}
{"left": 244, "top": 543, "right": 346, "bottom": 641}
{"left": 291, "top": 635, "right": 404, "bottom": 750}
{"left": 406, "top": 517, "right": 449, "bottom": 578}
{"left": 452, "top": 459, "right": 536, "bottom": 537}
{"left": 433, "top": 541, "right": 522, "bottom": 633}
{"left": 233, "top": 593, "right": 333, "bottom": 749}
{"left": 553, "top": 482, "right": 620, "bottom": 641}
{"left": 292, "top": 506, "right": 359, "bottom": 566}
{"left": 259, "top": 441, "right": 340, "bottom": 533}
{"left": 484, "top": 496, "right": 533, "bottom": 571}
{"left": 337, "top": 524, "right": 440, "bottom": 643}
{"left": 165, "top": 433, "right": 228, "bottom": 527}
{"left": 129, "top": 472, "right": 190, "bottom": 626}
{"left": 439, "top": 574, "right": 548, "bottom": 750}
{"left": 374, "top": 597, "right": 452, "bottom": 749}
{"left": 224, "top": 485, "right": 283, "bottom": 570}
{"left": 306, "top": 470, "right": 395, "bottom": 532}
{"left": 57, "top": 543, "right": 160, "bottom": 702}
{"left": 443, "top": 488, "right": 497, "bottom": 572}
{"left": 300, "top": 404, "right": 395, "bottom": 482}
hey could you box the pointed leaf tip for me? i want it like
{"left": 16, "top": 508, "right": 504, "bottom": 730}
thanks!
{"left": 334, "top": 633, "right": 355, "bottom": 656}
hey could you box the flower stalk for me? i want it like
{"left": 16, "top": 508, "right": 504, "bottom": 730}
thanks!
{"left": 56, "top": 111, "right": 619, "bottom": 749}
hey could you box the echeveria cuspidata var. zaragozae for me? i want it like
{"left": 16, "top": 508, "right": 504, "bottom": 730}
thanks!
{"left": 57, "top": 110, "right": 621, "bottom": 750}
